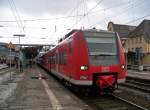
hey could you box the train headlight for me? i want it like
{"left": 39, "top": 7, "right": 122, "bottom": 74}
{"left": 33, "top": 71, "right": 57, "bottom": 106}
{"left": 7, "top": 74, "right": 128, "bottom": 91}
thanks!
{"left": 80, "top": 65, "right": 88, "bottom": 70}
{"left": 121, "top": 65, "right": 125, "bottom": 70}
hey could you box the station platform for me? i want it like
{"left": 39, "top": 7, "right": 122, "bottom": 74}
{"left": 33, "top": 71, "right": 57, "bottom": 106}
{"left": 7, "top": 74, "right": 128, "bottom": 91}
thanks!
{"left": 127, "top": 70, "right": 150, "bottom": 80}
{"left": 1, "top": 65, "right": 91, "bottom": 110}
{"left": 0, "top": 64, "right": 8, "bottom": 69}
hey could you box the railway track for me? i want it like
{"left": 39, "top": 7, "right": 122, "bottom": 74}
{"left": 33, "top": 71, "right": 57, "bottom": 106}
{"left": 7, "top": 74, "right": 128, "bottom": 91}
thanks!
{"left": 0, "top": 67, "right": 15, "bottom": 75}
{"left": 78, "top": 94, "right": 148, "bottom": 110}
{"left": 120, "top": 76, "right": 150, "bottom": 93}
{"left": 40, "top": 66, "right": 149, "bottom": 110}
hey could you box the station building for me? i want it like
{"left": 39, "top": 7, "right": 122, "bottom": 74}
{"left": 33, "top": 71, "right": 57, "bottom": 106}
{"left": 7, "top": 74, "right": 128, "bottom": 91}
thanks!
{"left": 107, "top": 20, "right": 150, "bottom": 68}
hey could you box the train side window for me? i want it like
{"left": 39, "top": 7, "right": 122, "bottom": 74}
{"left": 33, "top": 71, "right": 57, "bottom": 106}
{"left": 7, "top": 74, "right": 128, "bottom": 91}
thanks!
{"left": 56, "top": 53, "right": 58, "bottom": 64}
{"left": 59, "top": 52, "right": 62, "bottom": 65}
{"left": 63, "top": 53, "right": 66, "bottom": 65}
{"left": 69, "top": 42, "right": 72, "bottom": 54}
{"left": 48, "top": 57, "right": 51, "bottom": 63}
{"left": 58, "top": 52, "right": 66, "bottom": 65}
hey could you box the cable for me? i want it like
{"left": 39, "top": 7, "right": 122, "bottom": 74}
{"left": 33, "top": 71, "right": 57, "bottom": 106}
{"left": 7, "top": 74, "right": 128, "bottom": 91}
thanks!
{"left": 0, "top": 15, "right": 84, "bottom": 22}
{"left": 111, "top": 0, "right": 144, "bottom": 22}
{"left": 7, "top": 0, "right": 20, "bottom": 30}
{"left": 0, "top": 1, "right": 132, "bottom": 23}
{"left": 11, "top": 0, "right": 25, "bottom": 32}
{"left": 66, "top": 0, "right": 83, "bottom": 18}
{"left": 69, "top": 0, "right": 104, "bottom": 30}
{"left": 125, "top": 13, "right": 150, "bottom": 24}
{"left": 87, "top": 0, "right": 145, "bottom": 29}
{"left": 84, "top": 0, "right": 91, "bottom": 27}
{"left": 85, "top": 0, "right": 104, "bottom": 16}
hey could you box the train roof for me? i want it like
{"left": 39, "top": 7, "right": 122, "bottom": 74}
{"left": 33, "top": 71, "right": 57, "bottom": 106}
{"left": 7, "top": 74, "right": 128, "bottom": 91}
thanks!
{"left": 57, "top": 29, "right": 117, "bottom": 44}
{"left": 65, "top": 29, "right": 116, "bottom": 38}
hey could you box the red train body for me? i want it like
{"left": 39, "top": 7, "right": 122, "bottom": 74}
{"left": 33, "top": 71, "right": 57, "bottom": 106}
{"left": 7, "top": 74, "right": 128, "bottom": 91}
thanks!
{"left": 6, "top": 55, "right": 16, "bottom": 66}
{"left": 39, "top": 29, "right": 126, "bottom": 92}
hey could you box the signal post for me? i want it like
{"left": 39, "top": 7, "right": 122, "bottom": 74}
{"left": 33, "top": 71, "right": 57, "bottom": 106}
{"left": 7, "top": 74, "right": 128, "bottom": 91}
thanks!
{"left": 7, "top": 42, "right": 15, "bottom": 80}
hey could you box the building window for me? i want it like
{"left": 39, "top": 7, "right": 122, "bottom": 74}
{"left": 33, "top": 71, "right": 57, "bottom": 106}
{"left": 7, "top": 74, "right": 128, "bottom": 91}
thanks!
{"left": 140, "top": 37, "right": 142, "bottom": 43}
{"left": 132, "top": 38, "right": 134, "bottom": 44}
{"left": 129, "top": 39, "right": 131, "bottom": 45}
{"left": 136, "top": 37, "right": 138, "bottom": 43}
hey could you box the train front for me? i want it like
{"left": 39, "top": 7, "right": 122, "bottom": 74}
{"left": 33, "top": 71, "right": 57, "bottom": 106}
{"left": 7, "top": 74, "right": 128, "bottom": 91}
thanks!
{"left": 84, "top": 30, "right": 126, "bottom": 92}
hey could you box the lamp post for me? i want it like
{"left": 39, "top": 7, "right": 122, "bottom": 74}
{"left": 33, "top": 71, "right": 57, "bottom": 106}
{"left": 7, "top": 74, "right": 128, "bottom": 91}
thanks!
{"left": 13, "top": 34, "right": 25, "bottom": 72}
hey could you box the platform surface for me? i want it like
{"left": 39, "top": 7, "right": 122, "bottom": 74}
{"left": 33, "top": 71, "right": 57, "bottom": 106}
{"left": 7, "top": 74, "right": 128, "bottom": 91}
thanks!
{"left": 0, "top": 65, "right": 91, "bottom": 110}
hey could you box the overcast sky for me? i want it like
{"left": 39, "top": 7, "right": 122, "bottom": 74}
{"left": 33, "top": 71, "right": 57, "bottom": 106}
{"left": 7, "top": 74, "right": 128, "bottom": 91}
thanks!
{"left": 0, "top": 0, "right": 150, "bottom": 45}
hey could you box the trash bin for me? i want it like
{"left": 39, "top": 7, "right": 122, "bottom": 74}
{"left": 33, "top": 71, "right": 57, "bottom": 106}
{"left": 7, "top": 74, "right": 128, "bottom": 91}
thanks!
{"left": 139, "top": 65, "right": 143, "bottom": 71}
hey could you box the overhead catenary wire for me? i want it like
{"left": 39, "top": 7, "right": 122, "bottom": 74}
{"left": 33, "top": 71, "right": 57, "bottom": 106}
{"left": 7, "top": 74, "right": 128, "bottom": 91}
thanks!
{"left": 2, "top": 0, "right": 149, "bottom": 33}
{"left": 1, "top": 0, "right": 136, "bottom": 32}
{"left": 0, "top": 0, "right": 135, "bottom": 23}
{"left": 7, "top": 0, "right": 20, "bottom": 30}
{"left": 83, "top": 0, "right": 91, "bottom": 27}
{"left": 87, "top": 0, "right": 146, "bottom": 29}
{"left": 69, "top": 0, "right": 104, "bottom": 30}
{"left": 7, "top": 0, "right": 25, "bottom": 33}
{"left": 0, "top": 15, "right": 84, "bottom": 23}
{"left": 125, "top": 13, "right": 150, "bottom": 24}
{"left": 111, "top": 0, "right": 145, "bottom": 22}
{"left": 11, "top": 0, "right": 25, "bottom": 32}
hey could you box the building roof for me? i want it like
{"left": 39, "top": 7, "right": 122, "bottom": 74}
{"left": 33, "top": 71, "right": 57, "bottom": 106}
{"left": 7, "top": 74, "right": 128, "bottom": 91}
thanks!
{"left": 129, "top": 19, "right": 150, "bottom": 43}
{"left": 111, "top": 22, "right": 136, "bottom": 38}
{"left": 114, "top": 24, "right": 136, "bottom": 38}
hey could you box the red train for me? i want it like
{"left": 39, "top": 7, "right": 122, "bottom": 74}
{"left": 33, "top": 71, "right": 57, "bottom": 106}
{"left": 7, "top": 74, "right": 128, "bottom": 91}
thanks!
{"left": 6, "top": 54, "right": 17, "bottom": 66}
{"left": 39, "top": 29, "right": 126, "bottom": 92}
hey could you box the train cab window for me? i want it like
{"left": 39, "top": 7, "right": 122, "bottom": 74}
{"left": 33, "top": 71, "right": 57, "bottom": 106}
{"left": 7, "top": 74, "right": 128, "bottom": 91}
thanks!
{"left": 84, "top": 32, "right": 117, "bottom": 55}
{"left": 84, "top": 31, "right": 119, "bottom": 66}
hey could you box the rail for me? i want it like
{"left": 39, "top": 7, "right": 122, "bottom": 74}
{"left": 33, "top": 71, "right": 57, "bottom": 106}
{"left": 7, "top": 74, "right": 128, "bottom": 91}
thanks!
{"left": 112, "top": 95, "right": 148, "bottom": 110}
{"left": 76, "top": 93, "right": 148, "bottom": 110}
{"left": 120, "top": 76, "right": 150, "bottom": 93}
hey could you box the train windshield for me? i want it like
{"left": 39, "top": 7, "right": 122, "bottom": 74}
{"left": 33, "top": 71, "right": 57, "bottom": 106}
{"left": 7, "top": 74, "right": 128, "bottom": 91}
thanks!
{"left": 84, "top": 31, "right": 119, "bottom": 66}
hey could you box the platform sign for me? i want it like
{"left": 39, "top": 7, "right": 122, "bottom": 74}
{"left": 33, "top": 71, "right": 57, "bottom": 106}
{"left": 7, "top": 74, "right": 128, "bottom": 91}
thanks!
{"left": 7, "top": 42, "right": 15, "bottom": 49}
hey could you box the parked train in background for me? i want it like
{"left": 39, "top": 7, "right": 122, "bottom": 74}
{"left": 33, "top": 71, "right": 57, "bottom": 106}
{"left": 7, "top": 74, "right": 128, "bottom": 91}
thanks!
{"left": 6, "top": 53, "right": 17, "bottom": 66}
{"left": 39, "top": 29, "right": 126, "bottom": 93}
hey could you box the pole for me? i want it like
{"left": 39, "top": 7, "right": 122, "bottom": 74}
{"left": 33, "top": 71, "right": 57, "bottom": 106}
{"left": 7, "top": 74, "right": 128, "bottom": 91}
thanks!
{"left": 18, "top": 36, "right": 20, "bottom": 72}
{"left": 9, "top": 48, "right": 11, "bottom": 80}
{"left": 126, "top": 52, "right": 128, "bottom": 71}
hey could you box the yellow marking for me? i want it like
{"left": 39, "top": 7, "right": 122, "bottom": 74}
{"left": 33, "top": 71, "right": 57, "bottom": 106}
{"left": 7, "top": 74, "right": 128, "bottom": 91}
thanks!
{"left": 42, "top": 79, "right": 62, "bottom": 110}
